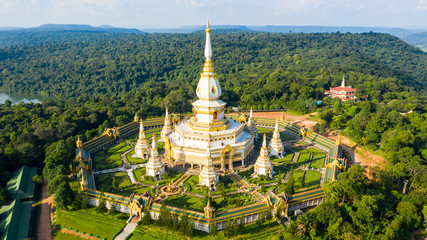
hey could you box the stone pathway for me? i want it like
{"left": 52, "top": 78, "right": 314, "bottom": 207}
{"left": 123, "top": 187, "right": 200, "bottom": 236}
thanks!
{"left": 93, "top": 164, "right": 145, "bottom": 175}
{"left": 114, "top": 222, "right": 137, "bottom": 240}
{"left": 120, "top": 148, "right": 133, "bottom": 165}
{"left": 126, "top": 169, "right": 137, "bottom": 184}
{"left": 291, "top": 152, "right": 300, "bottom": 162}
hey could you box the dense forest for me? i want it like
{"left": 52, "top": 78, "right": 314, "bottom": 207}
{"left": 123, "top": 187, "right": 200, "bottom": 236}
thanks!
{"left": 0, "top": 30, "right": 426, "bottom": 239}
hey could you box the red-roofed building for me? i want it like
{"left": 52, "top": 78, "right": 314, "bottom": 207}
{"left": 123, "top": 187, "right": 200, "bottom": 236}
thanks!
{"left": 325, "top": 77, "right": 361, "bottom": 102}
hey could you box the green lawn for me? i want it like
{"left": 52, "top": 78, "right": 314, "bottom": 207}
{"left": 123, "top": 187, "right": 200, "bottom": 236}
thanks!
{"left": 182, "top": 175, "right": 208, "bottom": 196}
{"left": 164, "top": 194, "right": 205, "bottom": 212}
{"left": 271, "top": 153, "right": 294, "bottom": 164}
{"left": 215, "top": 193, "right": 255, "bottom": 212}
{"left": 280, "top": 132, "right": 295, "bottom": 141}
{"left": 256, "top": 127, "right": 273, "bottom": 134}
{"left": 141, "top": 171, "right": 183, "bottom": 186}
{"left": 126, "top": 150, "right": 146, "bottom": 164}
{"left": 53, "top": 231, "right": 88, "bottom": 240}
{"left": 133, "top": 167, "right": 146, "bottom": 182}
{"left": 54, "top": 207, "right": 127, "bottom": 240}
{"left": 297, "top": 152, "right": 311, "bottom": 163}
{"left": 292, "top": 170, "right": 306, "bottom": 189}
{"left": 98, "top": 171, "right": 152, "bottom": 196}
{"left": 304, "top": 170, "right": 321, "bottom": 191}
{"left": 310, "top": 152, "right": 326, "bottom": 169}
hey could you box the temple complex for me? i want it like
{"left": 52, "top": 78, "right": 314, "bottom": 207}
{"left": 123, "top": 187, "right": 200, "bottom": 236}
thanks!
{"left": 269, "top": 120, "right": 284, "bottom": 158}
{"left": 164, "top": 21, "right": 254, "bottom": 171}
{"left": 324, "top": 76, "right": 361, "bottom": 102}
{"left": 146, "top": 136, "right": 165, "bottom": 179}
{"left": 253, "top": 134, "right": 274, "bottom": 178}
{"left": 134, "top": 121, "right": 150, "bottom": 159}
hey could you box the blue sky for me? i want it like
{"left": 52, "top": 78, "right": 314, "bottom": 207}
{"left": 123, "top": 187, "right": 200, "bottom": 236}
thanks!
{"left": 1, "top": 0, "right": 427, "bottom": 28}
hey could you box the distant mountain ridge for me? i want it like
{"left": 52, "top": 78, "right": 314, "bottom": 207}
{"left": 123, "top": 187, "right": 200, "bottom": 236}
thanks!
{"left": 0, "top": 24, "right": 144, "bottom": 34}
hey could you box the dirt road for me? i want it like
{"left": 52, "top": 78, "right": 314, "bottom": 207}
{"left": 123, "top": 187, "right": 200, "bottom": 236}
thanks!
{"left": 37, "top": 179, "right": 53, "bottom": 240}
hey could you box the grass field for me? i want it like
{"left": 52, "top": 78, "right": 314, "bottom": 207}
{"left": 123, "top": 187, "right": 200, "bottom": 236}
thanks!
{"left": 54, "top": 207, "right": 127, "bottom": 240}
{"left": 141, "top": 170, "right": 183, "bottom": 186}
{"left": 133, "top": 167, "right": 146, "bottom": 182}
{"left": 182, "top": 175, "right": 208, "bottom": 196}
{"left": 125, "top": 150, "right": 146, "bottom": 164}
{"left": 304, "top": 170, "right": 322, "bottom": 191}
{"left": 164, "top": 194, "right": 205, "bottom": 212}
{"left": 297, "top": 151, "right": 311, "bottom": 163}
{"left": 53, "top": 231, "right": 90, "bottom": 240}
{"left": 93, "top": 142, "right": 131, "bottom": 170}
{"left": 292, "top": 170, "right": 306, "bottom": 189}
{"left": 98, "top": 171, "right": 152, "bottom": 195}
{"left": 215, "top": 193, "right": 255, "bottom": 212}
{"left": 310, "top": 152, "right": 326, "bottom": 169}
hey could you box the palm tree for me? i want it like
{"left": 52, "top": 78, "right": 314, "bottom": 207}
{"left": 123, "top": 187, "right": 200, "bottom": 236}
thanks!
{"left": 297, "top": 212, "right": 313, "bottom": 235}
{"left": 284, "top": 220, "right": 299, "bottom": 236}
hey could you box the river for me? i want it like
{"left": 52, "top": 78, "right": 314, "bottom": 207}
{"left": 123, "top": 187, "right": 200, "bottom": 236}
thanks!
{"left": 0, "top": 92, "right": 44, "bottom": 104}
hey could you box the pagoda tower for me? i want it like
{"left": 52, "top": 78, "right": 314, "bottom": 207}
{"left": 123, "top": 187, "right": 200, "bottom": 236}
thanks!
{"left": 246, "top": 106, "right": 258, "bottom": 140}
{"left": 269, "top": 119, "right": 284, "bottom": 158}
{"left": 160, "top": 107, "right": 173, "bottom": 142}
{"left": 253, "top": 133, "right": 274, "bottom": 178}
{"left": 164, "top": 20, "right": 254, "bottom": 171}
{"left": 134, "top": 121, "right": 150, "bottom": 159}
{"left": 146, "top": 135, "right": 165, "bottom": 180}
{"left": 199, "top": 146, "right": 219, "bottom": 190}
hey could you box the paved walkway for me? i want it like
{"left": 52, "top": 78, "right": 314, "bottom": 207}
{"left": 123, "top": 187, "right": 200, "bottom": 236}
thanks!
{"left": 120, "top": 148, "right": 133, "bottom": 165}
{"left": 126, "top": 169, "right": 137, "bottom": 184}
{"left": 114, "top": 222, "right": 137, "bottom": 240}
{"left": 93, "top": 163, "right": 145, "bottom": 175}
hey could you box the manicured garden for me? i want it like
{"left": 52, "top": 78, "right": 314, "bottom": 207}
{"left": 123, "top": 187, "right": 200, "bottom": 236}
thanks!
{"left": 97, "top": 171, "right": 152, "bottom": 196}
{"left": 182, "top": 175, "right": 208, "bottom": 196}
{"left": 53, "top": 207, "right": 128, "bottom": 240}
{"left": 303, "top": 170, "right": 322, "bottom": 191}
{"left": 93, "top": 142, "right": 131, "bottom": 170}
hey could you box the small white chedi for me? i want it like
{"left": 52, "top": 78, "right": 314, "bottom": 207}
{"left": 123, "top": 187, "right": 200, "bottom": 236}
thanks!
{"left": 134, "top": 121, "right": 151, "bottom": 159}
{"left": 246, "top": 107, "right": 258, "bottom": 140}
{"left": 146, "top": 135, "right": 165, "bottom": 180}
{"left": 199, "top": 146, "right": 219, "bottom": 189}
{"left": 269, "top": 120, "right": 284, "bottom": 158}
{"left": 253, "top": 133, "right": 274, "bottom": 178}
{"left": 160, "top": 107, "right": 173, "bottom": 142}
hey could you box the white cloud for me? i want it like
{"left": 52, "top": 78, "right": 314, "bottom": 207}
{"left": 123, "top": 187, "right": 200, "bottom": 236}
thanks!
{"left": 176, "top": 0, "right": 205, "bottom": 7}
{"left": 417, "top": 0, "right": 427, "bottom": 10}
{"left": 274, "top": 0, "right": 322, "bottom": 15}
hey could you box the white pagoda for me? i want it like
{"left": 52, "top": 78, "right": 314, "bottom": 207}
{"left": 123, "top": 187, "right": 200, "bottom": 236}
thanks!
{"left": 253, "top": 133, "right": 274, "bottom": 178}
{"left": 160, "top": 107, "right": 173, "bottom": 142}
{"left": 269, "top": 120, "right": 284, "bottom": 158}
{"left": 199, "top": 147, "right": 219, "bottom": 189}
{"left": 134, "top": 121, "right": 150, "bottom": 159}
{"left": 164, "top": 20, "right": 254, "bottom": 171}
{"left": 146, "top": 135, "right": 165, "bottom": 180}
{"left": 246, "top": 107, "right": 258, "bottom": 140}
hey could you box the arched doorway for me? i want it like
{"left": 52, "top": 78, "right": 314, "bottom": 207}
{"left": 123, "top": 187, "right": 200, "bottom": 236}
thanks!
{"left": 220, "top": 145, "right": 235, "bottom": 171}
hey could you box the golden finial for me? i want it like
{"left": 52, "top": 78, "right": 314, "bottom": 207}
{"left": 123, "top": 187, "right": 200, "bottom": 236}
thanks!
{"left": 76, "top": 136, "right": 82, "bottom": 148}
{"left": 205, "top": 18, "right": 211, "bottom": 33}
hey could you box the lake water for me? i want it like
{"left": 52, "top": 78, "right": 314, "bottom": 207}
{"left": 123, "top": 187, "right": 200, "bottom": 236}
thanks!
{"left": 0, "top": 92, "right": 44, "bottom": 104}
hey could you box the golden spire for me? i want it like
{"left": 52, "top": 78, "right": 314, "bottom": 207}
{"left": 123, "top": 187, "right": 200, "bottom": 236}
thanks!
{"left": 203, "top": 18, "right": 214, "bottom": 73}
{"left": 76, "top": 136, "right": 82, "bottom": 148}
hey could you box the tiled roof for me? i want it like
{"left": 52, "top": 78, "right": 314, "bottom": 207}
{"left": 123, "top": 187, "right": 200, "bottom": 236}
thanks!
{"left": 6, "top": 165, "right": 37, "bottom": 200}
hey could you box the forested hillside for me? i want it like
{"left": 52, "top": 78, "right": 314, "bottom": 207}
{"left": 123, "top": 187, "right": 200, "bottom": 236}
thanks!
{"left": 0, "top": 31, "right": 426, "bottom": 113}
